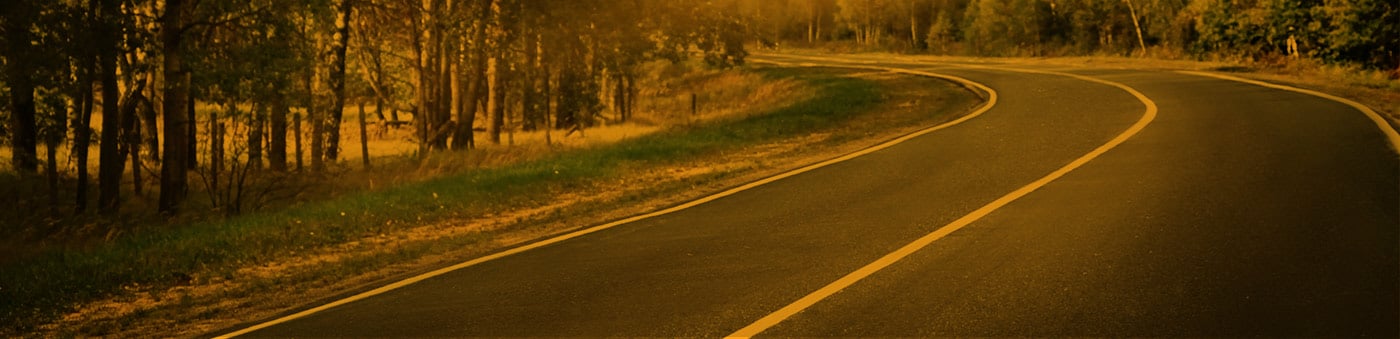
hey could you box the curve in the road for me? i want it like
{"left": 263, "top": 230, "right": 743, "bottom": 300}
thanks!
{"left": 783, "top": 53, "right": 1399, "bottom": 155}
{"left": 217, "top": 58, "right": 1001, "bottom": 339}
{"left": 1178, "top": 70, "right": 1400, "bottom": 153}
{"left": 728, "top": 56, "right": 1160, "bottom": 338}
{"left": 222, "top": 53, "right": 1397, "bottom": 337}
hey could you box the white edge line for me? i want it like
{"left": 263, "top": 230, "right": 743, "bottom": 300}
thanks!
{"left": 726, "top": 55, "right": 1158, "bottom": 338}
{"left": 216, "top": 59, "right": 1000, "bottom": 338}
{"left": 1177, "top": 70, "right": 1400, "bottom": 154}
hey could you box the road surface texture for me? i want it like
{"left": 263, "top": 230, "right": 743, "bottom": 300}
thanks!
{"left": 223, "top": 54, "right": 1398, "bottom": 337}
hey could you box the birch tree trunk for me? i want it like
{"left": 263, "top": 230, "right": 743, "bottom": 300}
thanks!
{"left": 325, "top": 0, "right": 353, "bottom": 162}
{"left": 158, "top": 0, "right": 191, "bottom": 213}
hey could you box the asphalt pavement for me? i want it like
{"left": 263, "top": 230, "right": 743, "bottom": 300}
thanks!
{"left": 223, "top": 53, "right": 1398, "bottom": 337}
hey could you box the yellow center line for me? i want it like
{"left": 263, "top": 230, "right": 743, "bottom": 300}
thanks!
{"left": 727, "top": 54, "right": 1159, "bottom": 338}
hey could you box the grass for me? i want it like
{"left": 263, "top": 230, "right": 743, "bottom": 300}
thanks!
{"left": 0, "top": 66, "right": 893, "bottom": 335}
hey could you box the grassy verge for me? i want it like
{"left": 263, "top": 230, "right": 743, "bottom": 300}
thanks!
{"left": 3, "top": 66, "right": 981, "bottom": 336}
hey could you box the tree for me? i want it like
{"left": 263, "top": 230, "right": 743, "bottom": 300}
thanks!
{"left": 97, "top": 0, "right": 124, "bottom": 212}
{"left": 1125, "top": 0, "right": 1148, "bottom": 54}
{"left": 0, "top": 0, "right": 778, "bottom": 223}
{"left": 485, "top": 0, "right": 510, "bottom": 145}
{"left": 2, "top": 1, "right": 40, "bottom": 173}
{"left": 925, "top": 0, "right": 967, "bottom": 53}
{"left": 451, "top": 0, "right": 488, "bottom": 150}
{"left": 838, "top": 0, "right": 890, "bottom": 45}
{"left": 1317, "top": 0, "right": 1399, "bottom": 69}
{"left": 159, "top": 0, "right": 191, "bottom": 214}
{"left": 324, "top": 0, "right": 353, "bottom": 163}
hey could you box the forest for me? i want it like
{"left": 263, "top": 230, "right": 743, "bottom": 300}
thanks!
{"left": 746, "top": 0, "right": 1396, "bottom": 70}
{"left": 0, "top": 0, "right": 1395, "bottom": 226}
{"left": 0, "top": 0, "right": 747, "bottom": 221}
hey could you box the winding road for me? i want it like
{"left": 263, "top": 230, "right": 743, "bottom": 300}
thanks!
{"left": 220, "top": 54, "right": 1399, "bottom": 337}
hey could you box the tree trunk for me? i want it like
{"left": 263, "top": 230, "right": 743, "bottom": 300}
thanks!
{"left": 485, "top": 0, "right": 504, "bottom": 144}
{"left": 808, "top": 5, "right": 815, "bottom": 43}
{"left": 465, "top": 73, "right": 484, "bottom": 149}
{"left": 543, "top": 66, "right": 552, "bottom": 146}
{"left": 522, "top": 41, "right": 540, "bottom": 128}
{"left": 624, "top": 73, "right": 635, "bottom": 122}
{"left": 140, "top": 73, "right": 159, "bottom": 162}
{"left": 3, "top": 1, "right": 39, "bottom": 173}
{"left": 1124, "top": 0, "right": 1147, "bottom": 55}
{"left": 486, "top": 56, "right": 502, "bottom": 144}
{"left": 269, "top": 88, "right": 288, "bottom": 171}
{"left": 294, "top": 111, "right": 303, "bottom": 170}
{"left": 325, "top": 0, "right": 352, "bottom": 163}
{"left": 612, "top": 74, "right": 623, "bottom": 122}
{"left": 434, "top": 0, "right": 453, "bottom": 149}
{"left": 375, "top": 90, "right": 385, "bottom": 124}
{"left": 130, "top": 126, "right": 144, "bottom": 196}
{"left": 74, "top": 57, "right": 95, "bottom": 213}
{"left": 187, "top": 95, "right": 197, "bottom": 168}
{"left": 363, "top": 50, "right": 388, "bottom": 121}
{"left": 122, "top": 82, "right": 150, "bottom": 197}
{"left": 910, "top": 5, "right": 920, "bottom": 49}
{"left": 358, "top": 101, "right": 370, "bottom": 169}
{"left": 124, "top": 92, "right": 144, "bottom": 197}
{"left": 46, "top": 91, "right": 68, "bottom": 210}
{"left": 248, "top": 103, "right": 265, "bottom": 169}
{"left": 46, "top": 138, "right": 60, "bottom": 211}
{"left": 209, "top": 110, "right": 223, "bottom": 204}
{"left": 309, "top": 71, "right": 324, "bottom": 170}
{"left": 97, "top": 0, "right": 124, "bottom": 213}
{"left": 527, "top": 32, "right": 546, "bottom": 129}
{"left": 451, "top": 48, "right": 476, "bottom": 150}
{"left": 159, "top": 0, "right": 190, "bottom": 214}
{"left": 453, "top": 8, "right": 487, "bottom": 150}
{"left": 411, "top": 2, "right": 429, "bottom": 155}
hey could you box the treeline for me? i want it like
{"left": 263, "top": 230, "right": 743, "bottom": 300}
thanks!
{"left": 0, "top": 0, "right": 746, "bottom": 217}
{"left": 742, "top": 0, "right": 1398, "bottom": 70}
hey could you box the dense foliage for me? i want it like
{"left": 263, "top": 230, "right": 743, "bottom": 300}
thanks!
{"left": 743, "top": 0, "right": 1398, "bottom": 70}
